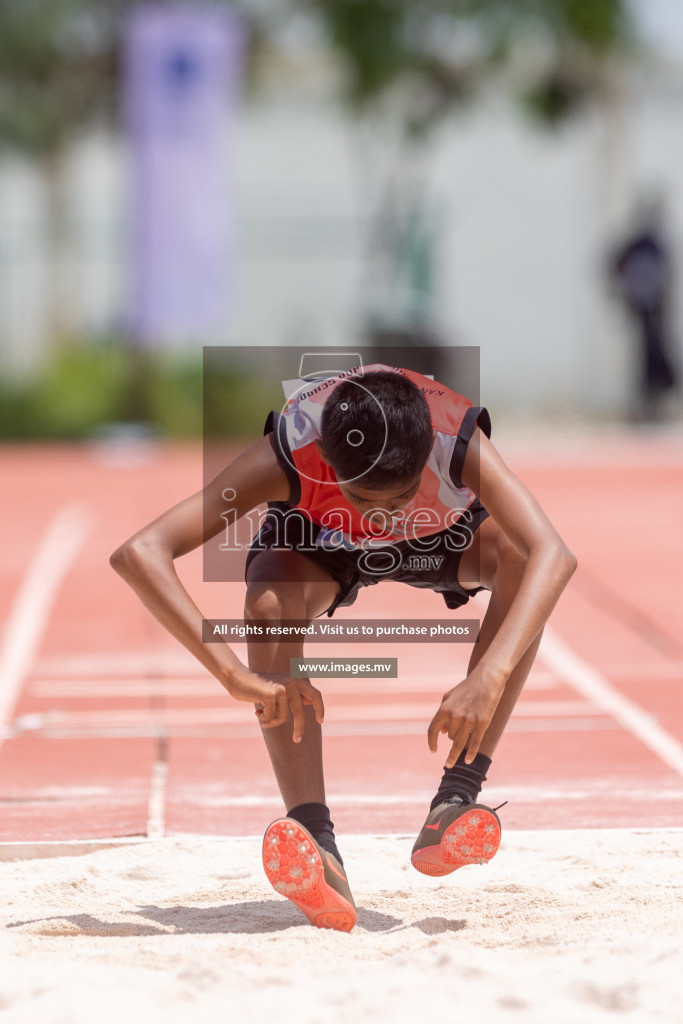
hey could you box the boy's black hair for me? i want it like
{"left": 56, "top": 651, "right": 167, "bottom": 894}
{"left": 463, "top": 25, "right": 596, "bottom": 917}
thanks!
{"left": 320, "top": 370, "right": 433, "bottom": 487}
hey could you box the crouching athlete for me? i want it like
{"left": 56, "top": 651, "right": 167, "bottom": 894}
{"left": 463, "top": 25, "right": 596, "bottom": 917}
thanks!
{"left": 110, "top": 365, "right": 577, "bottom": 932}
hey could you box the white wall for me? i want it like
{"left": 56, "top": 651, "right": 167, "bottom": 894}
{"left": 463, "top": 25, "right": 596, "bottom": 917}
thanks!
{"left": 1, "top": 59, "right": 683, "bottom": 416}
{"left": 0, "top": 155, "right": 50, "bottom": 379}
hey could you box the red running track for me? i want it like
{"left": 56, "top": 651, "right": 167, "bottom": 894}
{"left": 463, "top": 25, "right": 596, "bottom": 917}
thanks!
{"left": 1, "top": 432, "right": 682, "bottom": 843}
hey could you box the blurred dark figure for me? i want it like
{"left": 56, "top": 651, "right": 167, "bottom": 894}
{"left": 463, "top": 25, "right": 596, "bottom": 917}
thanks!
{"left": 610, "top": 198, "right": 679, "bottom": 422}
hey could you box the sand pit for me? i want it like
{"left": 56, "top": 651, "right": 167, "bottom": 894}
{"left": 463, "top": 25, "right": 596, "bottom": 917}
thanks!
{"left": 1, "top": 828, "right": 682, "bottom": 1023}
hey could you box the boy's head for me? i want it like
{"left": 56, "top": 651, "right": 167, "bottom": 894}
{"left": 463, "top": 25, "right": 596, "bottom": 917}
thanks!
{"left": 317, "top": 370, "right": 433, "bottom": 512}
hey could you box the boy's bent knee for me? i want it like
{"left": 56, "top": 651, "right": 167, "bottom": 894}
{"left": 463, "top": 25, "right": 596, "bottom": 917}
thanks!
{"left": 244, "top": 584, "right": 307, "bottom": 623}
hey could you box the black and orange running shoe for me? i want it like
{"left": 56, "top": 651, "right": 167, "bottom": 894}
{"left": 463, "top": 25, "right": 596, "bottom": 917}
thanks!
{"left": 411, "top": 798, "right": 502, "bottom": 877}
{"left": 262, "top": 818, "right": 357, "bottom": 932}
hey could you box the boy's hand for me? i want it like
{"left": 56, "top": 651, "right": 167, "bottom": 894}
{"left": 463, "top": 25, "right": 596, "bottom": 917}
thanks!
{"left": 226, "top": 669, "right": 324, "bottom": 743}
{"left": 427, "top": 671, "right": 503, "bottom": 767}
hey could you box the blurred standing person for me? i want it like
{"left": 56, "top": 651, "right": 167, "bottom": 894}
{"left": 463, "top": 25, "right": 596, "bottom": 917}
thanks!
{"left": 610, "top": 196, "right": 679, "bottom": 422}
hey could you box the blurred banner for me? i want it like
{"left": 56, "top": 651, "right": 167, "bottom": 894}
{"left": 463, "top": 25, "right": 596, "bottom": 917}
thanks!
{"left": 125, "top": 5, "right": 243, "bottom": 346}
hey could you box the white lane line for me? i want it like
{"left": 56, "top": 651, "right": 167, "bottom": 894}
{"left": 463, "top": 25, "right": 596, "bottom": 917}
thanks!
{"left": 2, "top": 825, "right": 683, "bottom": 859}
{"left": 4, "top": 784, "right": 681, "bottom": 811}
{"left": 602, "top": 663, "right": 683, "bottom": 681}
{"left": 153, "top": 784, "right": 683, "bottom": 809}
{"left": 146, "top": 758, "right": 168, "bottom": 839}
{"left": 34, "top": 652, "right": 204, "bottom": 676}
{"left": 5, "top": 699, "right": 607, "bottom": 730}
{"left": 30, "top": 678, "right": 215, "bottom": 698}
{"left": 3, "top": 717, "right": 618, "bottom": 741}
{"left": 2, "top": 825, "right": 682, "bottom": 858}
{"left": 542, "top": 627, "right": 683, "bottom": 778}
{"left": 0, "top": 503, "right": 92, "bottom": 729}
{"left": 28, "top": 670, "right": 558, "bottom": 698}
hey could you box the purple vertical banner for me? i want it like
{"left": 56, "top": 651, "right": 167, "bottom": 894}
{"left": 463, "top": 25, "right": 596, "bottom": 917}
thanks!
{"left": 125, "top": 5, "right": 243, "bottom": 345}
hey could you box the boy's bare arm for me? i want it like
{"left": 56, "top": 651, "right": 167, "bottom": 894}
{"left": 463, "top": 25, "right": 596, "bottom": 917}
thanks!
{"left": 428, "top": 428, "right": 577, "bottom": 763}
{"left": 464, "top": 428, "right": 577, "bottom": 676}
{"left": 110, "top": 434, "right": 323, "bottom": 742}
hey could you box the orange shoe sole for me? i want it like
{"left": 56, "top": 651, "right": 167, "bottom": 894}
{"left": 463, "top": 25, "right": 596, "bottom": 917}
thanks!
{"left": 411, "top": 807, "right": 501, "bottom": 877}
{"left": 262, "top": 819, "right": 357, "bottom": 932}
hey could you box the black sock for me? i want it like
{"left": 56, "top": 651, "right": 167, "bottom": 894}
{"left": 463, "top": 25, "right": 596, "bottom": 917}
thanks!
{"left": 430, "top": 751, "right": 492, "bottom": 811}
{"left": 287, "top": 802, "right": 343, "bottom": 866}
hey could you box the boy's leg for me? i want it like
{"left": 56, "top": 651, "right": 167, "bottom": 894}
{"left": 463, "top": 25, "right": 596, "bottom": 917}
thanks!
{"left": 244, "top": 549, "right": 340, "bottom": 811}
{"left": 245, "top": 550, "right": 356, "bottom": 931}
{"left": 412, "top": 515, "right": 541, "bottom": 875}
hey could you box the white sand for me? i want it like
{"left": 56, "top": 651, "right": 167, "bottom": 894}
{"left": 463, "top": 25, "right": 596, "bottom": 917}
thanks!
{"left": 1, "top": 829, "right": 682, "bottom": 1024}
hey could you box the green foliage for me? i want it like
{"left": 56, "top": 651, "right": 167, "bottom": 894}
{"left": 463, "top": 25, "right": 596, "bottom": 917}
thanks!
{"left": 148, "top": 355, "right": 205, "bottom": 439}
{"left": 0, "top": 343, "right": 276, "bottom": 440}
{"left": 0, "top": 0, "right": 259, "bottom": 157}
{"left": 203, "top": 358, "right": 283, "bottom": 441}
{"left": 0, "top": 0, "right": 117, "bottom": 155}
{"left": 315, "top": 0, "right": 414, "bottom": 104}
{"left": 0, "top": 343, "right": 129, "bottom": 438}
{"left": 0, "top": 0, "right": 634, "bottom": 160}
{"left": 542, "top": 0, "right": 628, "bottom": 52}
{"left": 309, "top": 0, "right": 631, "bottom": 133}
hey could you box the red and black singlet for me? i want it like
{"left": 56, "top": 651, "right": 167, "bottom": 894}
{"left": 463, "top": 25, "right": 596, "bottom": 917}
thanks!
{"left": 265, "top": 364, "right": 491, "bottom": 551}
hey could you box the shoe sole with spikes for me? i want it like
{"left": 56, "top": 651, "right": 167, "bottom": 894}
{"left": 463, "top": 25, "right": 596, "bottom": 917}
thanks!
{"left": 411, "top": 802, "right": 502, "bottom": 877}
{"left": 262, "top": 818, "right": 357, "bottom": 931}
